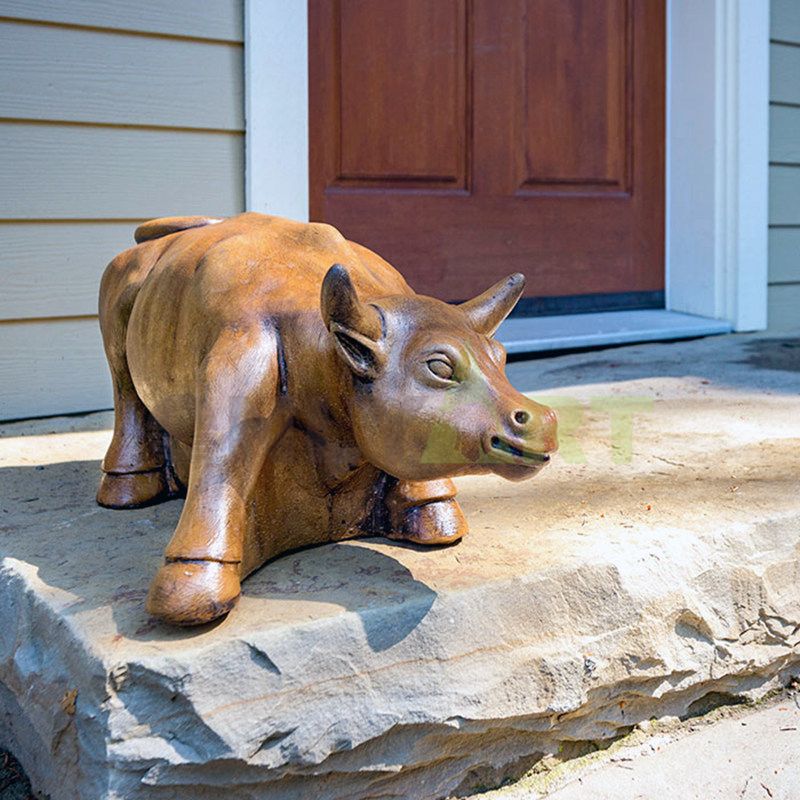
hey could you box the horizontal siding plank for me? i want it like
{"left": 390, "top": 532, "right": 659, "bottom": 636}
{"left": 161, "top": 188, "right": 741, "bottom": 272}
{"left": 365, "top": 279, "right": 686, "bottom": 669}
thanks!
{"left": 769, "top": 165, "right": 800, "bottom": 226}
{"left": 0, "top": 0, "right": 243, "bottom": 42}
{"left": 0, "top": 123, "right": 244, "bottom": 219}
{"left": 768, "top": 283, "right": 800, "bottom": 332}
{"left": 0, "top": 22, "right": 243, "bottom": 130}
{"left": 0, "top": 222, "right": 141, "bottom": 319}
{"left": 0, "top": 318, "right": 111, "bottom": 420}
{"left": 770, "top": 104, "right": 800, "bottom": 164}
{"left": 769, "top": 227, "right": 800, "bottom": 284}
{"left": 770, "top": 43, "right": 800, "bottom": 105}
{"left": 772, "top": 0, "right": 800, "bottom": 44}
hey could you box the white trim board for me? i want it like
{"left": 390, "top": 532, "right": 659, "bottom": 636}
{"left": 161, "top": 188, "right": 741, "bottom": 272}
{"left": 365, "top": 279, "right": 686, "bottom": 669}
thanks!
{"left": 244, "top": 0, "right": 308, "bottom": 221}
{"left": 666, "top": 0, "right": 769, "bottom": 331}
{"left": 245, "top": 0, "right": 770, "bottom": 335}
{"left": 496, "top": 311, "right": 732, "bottom": 355}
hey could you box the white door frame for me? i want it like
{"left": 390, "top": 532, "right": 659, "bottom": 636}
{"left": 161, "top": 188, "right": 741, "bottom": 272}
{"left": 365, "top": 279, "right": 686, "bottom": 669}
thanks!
{"left": 666, "top": 0, "right": 769, "bottom": 331}
{"left": 244, "top": 0, "right": 309, "bottom": 224}
{"left": 245, "top": 0, "right": 769, "bottom": 332}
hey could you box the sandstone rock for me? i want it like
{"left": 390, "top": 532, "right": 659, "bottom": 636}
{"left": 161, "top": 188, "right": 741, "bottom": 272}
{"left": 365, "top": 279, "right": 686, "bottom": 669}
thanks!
{"left": 1, "top": 333, "right": 799, "bottom": 799}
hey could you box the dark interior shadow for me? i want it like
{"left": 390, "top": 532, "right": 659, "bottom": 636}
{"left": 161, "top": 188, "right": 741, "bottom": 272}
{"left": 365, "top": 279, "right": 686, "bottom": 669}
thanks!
{"left": 0, "top": 460, "right": 436, "bottom": 652}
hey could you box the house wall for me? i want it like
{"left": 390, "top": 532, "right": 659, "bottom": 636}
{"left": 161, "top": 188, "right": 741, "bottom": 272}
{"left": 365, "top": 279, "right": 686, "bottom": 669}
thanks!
{"left": 769, "top": 0, "right": 800, "bottom": 330}
{"left": 0, "top": 1, "right": 245, "bottom": 420}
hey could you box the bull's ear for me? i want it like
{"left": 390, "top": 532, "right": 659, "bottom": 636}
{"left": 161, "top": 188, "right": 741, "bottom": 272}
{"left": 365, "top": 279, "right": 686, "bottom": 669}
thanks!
{"left": 321, "top": 264, "right": 385, "bottom": 379}
{"left": 460, "top": 273, "right": 525, "bottom": 336}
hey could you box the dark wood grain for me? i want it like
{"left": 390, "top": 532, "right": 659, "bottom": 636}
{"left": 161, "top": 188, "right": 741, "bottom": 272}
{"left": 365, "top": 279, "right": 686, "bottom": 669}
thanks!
{"left": 518, "top": 0, "right": 628, "bottom": 190}
{"left": 309, "top": 0, "right": 665, "bottom": 302}
{"left": 337, "top": 0, "right": 467, "bottom": 186}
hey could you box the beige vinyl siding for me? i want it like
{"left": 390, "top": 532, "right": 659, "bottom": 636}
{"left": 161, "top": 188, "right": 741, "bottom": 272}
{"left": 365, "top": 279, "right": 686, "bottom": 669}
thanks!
{"left": 0, "top": 3, "right": 244, "bottom": 420}
{"left": 0, "top": 124, "right": 243, "bottom": 219}
{"left": 768, "top": 1, "right": 800, "bottom": 330}
{"left": 0, "top": 23, "right": 243, "bottom": 129}
{"left": 0, "top": 0, "right": 243, "bottom": 41}
{"left": 1, "top": 223, "right": 145, "bottom": 319}
{"left": 769, "top": 227, "right": 800, "bottom": 284}
{"left": 0, "top": 319, "right": 109, "bottom": 419}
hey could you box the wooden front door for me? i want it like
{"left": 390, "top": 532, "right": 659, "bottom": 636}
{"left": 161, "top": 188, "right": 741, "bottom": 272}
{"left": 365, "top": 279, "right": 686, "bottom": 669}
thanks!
{"left": 309, "top": 0, "right": 665, "bottom": 311}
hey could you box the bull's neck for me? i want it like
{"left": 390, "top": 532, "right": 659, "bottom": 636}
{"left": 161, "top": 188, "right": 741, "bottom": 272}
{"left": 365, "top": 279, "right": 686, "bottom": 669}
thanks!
{"left": 280, "top": 315, "right": 368, "bottom": 489}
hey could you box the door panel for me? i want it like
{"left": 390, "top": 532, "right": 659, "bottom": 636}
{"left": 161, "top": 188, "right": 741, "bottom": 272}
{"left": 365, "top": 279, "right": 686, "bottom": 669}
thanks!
{"left": 336, "top": 0, "right": 468, "bottom": 187}
{"left": 518, "top": 0, "right": 628, "bottom": 190}
{"left": 309, "top": 0, "right": 665, "bottom": 306}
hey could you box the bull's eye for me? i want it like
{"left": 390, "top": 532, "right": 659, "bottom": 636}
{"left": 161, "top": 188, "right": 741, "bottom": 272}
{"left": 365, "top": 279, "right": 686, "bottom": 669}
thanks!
{"left": 427, "top": 358, "right": 454, "bottom": 381}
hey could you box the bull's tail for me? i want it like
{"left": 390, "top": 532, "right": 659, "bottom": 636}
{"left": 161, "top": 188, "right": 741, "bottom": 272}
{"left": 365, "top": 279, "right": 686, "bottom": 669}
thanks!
{"left": 134, "top": 216, "right": 224, "bottom": 244}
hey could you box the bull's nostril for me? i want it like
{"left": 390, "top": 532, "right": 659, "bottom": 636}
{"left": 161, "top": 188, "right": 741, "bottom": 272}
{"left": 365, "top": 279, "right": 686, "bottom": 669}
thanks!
{"left": 513, "top": 410, "right": 530, "bottom": 426}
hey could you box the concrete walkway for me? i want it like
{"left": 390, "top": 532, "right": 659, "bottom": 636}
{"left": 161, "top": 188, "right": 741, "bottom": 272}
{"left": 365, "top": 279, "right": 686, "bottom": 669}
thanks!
{"left": 477, "top": 693, "right": 800, "bottom": 800}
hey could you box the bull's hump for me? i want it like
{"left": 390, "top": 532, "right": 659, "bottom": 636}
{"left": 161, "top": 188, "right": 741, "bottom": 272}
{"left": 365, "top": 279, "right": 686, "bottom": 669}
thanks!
{"left": 237, "top": 216, "right": 350, "bottom": 266}
{"left": 245, "top": 216, "right": 408, "bottom": 297}
{"left": 241, "top": 215, "right": 346, "bottom": 250}
{"left": 302, "top": 221, "right": 347, "bottom": 248}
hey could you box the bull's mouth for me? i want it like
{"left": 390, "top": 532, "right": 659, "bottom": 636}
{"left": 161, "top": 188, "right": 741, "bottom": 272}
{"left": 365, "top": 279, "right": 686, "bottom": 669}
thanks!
{"left": 488, "top": 435, "right": 551, "bottom": 465}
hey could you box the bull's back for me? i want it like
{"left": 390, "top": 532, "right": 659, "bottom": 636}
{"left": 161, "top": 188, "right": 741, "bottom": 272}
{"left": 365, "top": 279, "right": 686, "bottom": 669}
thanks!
{"left": 122, "top": 213, "right": 410, "bottom": 438}
{"left": 130, "top": 212, "right": 409, "bottom": 319}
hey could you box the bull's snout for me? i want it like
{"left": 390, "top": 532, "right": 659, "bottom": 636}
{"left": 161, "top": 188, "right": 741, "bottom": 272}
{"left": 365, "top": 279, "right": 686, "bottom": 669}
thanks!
{"left": 482, "top": 395, "right": 558, "bottom": 474}
{"left": 506, "top": 400, "right": 558, "bottom": 455}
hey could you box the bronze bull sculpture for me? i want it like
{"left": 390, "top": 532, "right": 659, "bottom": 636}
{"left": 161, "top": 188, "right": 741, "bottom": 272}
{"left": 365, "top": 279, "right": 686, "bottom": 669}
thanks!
{"left": 97, "top": 213, "right": 558, "bottom": 626}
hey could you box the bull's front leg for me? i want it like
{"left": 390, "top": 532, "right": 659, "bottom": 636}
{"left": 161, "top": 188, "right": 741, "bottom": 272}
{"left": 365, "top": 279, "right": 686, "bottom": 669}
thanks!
{"left": 145, "top": 327, "right": 287, "bottom": 626}
{"left": 384, "top": 478, "right": 467, "bottom": 546}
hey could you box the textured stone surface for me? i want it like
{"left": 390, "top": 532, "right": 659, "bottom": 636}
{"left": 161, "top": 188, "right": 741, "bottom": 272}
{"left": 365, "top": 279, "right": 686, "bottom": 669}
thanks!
{"left": 1, "top": 332, "right": 800, "bottom": 800}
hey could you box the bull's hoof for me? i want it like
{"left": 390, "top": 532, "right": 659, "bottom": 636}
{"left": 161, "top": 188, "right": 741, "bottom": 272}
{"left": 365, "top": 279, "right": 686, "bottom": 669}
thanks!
{"left": 96, "top": 469, "right": 170, "bottom": 509}
{"left": 388, "top": 499, "right": 468, "bottom": 546}
{"left": 145, "top": 560, "right": 241, "bottom": 626}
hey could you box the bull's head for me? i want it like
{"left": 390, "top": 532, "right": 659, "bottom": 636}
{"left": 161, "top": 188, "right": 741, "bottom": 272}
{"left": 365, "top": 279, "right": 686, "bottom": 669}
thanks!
{"left": 321, "top": 264, "right": 558, "bottom": 482}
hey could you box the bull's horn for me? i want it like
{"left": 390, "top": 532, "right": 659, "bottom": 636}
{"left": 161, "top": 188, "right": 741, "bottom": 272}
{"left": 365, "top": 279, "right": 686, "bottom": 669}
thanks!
{"left": 460, "top": 273, "right": 525, "bottom": 336}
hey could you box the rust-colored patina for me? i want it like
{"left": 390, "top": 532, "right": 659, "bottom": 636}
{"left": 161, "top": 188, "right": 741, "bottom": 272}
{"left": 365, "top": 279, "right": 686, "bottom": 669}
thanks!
{"left": 97, "top": 213, "right": 557, "bottom": 626}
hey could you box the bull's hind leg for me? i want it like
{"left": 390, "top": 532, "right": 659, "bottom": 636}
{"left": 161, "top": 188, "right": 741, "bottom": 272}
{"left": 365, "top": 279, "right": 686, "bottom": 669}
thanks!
{"left": 97, "top": 255, "right": 178, "bottom": 509}
{"left": 146, "top": 325, "right": 287, "bottom": 626}
{"left": 97, "top": 374, "right": 178, "bottom": 508}
{"left": 385, "top": 479, "right": 467, "bottom": 545}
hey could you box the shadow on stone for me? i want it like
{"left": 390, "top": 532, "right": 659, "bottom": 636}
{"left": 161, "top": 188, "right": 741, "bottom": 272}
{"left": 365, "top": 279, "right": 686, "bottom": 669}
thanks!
{"left": 232, "top": 538, "right": 439, "bottom": 652}
{"left": 682, "top": 691, "right": 748, "bottom": 720}
{"left": 0, "top": 459, "right": 436, "bottom": 651}
{"left": 0, "top": 748, "right": 34, "bottom": 800}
